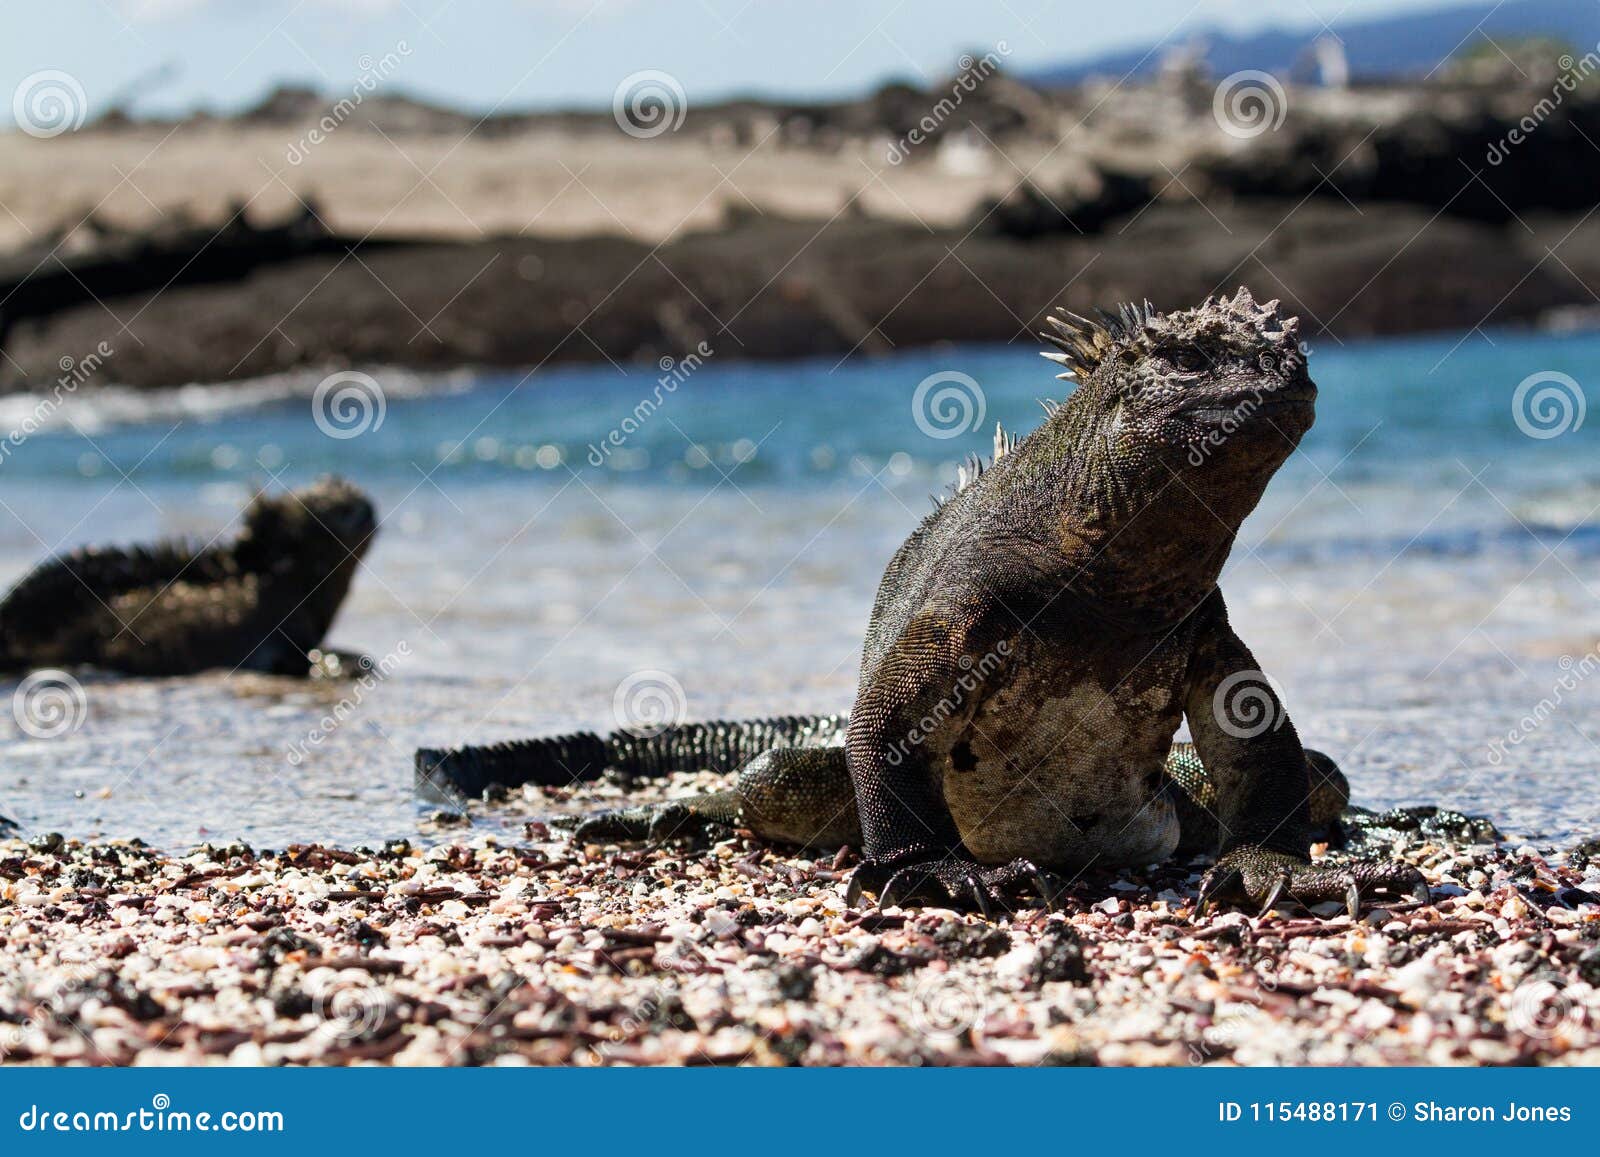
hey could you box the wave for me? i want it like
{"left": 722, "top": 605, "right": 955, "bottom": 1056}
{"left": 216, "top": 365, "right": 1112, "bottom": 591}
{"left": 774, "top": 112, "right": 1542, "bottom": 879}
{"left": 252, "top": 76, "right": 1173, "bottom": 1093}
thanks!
{"left": 0, "top": 366, "right": 478, "bottom": 437}
{"left": 1255, "top": 520, "right": 1600, "bottom": 564}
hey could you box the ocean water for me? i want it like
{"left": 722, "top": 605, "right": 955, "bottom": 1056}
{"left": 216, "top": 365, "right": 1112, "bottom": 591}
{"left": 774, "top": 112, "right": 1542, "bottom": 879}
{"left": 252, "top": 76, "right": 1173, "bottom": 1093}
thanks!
{"left": 1, "top": 329, "right": 1597, "bottom": 851}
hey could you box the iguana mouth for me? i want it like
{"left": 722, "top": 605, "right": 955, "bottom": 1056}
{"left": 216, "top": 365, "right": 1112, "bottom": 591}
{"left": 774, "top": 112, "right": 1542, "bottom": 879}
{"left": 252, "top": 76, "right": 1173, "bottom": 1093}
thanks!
{"left": 1182, "top": 384, "right": 1315, "bottom": 423}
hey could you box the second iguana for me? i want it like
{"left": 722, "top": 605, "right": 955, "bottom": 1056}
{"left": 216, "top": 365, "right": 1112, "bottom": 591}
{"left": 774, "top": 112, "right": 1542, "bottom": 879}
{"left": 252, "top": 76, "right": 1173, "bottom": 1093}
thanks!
{"left": 0, "top": 477, "right": 375, "bottom": 678}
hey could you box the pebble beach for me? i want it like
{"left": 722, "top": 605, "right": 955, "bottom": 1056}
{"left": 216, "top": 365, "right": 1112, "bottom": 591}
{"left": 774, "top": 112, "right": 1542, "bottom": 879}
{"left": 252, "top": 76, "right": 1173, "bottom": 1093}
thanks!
{"left": 3, "top": 327, "right": 1600, "bottom": 1068}
{"left": 4, "top": 767, "right": 1598, "bottom": 1067}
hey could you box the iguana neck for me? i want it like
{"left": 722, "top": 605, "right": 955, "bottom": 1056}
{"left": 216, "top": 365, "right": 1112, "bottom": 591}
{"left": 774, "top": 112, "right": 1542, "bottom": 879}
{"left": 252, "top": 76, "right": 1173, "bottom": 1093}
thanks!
{"left": 1035, "top": 403, "right": 1268, "bottom": 625}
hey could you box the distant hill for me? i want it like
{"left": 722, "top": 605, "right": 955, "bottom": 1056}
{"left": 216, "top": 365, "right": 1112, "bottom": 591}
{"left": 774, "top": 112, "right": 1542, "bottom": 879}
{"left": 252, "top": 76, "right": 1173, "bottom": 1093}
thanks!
{"left": 1028, "top": 0, "right": 1600, "bottom": 84}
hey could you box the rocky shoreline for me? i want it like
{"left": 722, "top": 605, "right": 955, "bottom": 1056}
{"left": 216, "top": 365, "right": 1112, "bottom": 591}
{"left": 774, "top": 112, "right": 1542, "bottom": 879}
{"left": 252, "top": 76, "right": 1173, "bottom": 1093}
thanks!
{"left": 5, "top": 197, "right": 1589, "bottom": 394}
{"left": 3, "top": 770, "right": 1597, "bottom": 1066}
{"left": 6, "top": 67, "right": 1600, "bottom": 392}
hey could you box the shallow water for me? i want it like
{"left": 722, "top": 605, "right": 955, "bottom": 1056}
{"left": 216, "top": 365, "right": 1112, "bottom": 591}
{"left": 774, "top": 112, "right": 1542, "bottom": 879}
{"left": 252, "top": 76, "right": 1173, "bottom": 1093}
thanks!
{"left": 1, "top": 330, "right": 1598, "bottom": 850}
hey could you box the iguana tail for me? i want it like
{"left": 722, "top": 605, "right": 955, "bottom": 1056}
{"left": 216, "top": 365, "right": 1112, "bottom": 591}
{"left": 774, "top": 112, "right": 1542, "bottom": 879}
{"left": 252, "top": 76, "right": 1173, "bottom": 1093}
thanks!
{"left": 414, "top": 713, "right": 848, "bottom": 801}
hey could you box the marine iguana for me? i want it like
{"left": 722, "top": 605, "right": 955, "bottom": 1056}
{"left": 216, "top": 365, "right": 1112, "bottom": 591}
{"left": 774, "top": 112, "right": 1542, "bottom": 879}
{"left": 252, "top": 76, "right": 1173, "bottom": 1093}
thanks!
{"left": 0, "top": 476, "right": 376, "bottom": 678}
{"left": 418, "top": 289, "right": 1427, "bottom": 917}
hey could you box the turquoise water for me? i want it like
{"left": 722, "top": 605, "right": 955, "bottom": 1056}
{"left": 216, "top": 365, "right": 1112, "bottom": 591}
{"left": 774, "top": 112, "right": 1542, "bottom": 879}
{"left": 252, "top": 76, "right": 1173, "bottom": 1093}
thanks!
{"left": 0, "top": 329, "right": 1597, "bottom": 849}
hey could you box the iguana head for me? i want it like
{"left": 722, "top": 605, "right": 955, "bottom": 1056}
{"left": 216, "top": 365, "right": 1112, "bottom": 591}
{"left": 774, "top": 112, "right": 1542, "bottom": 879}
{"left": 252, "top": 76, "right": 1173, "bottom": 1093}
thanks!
{"left": 237, "top": 476, "right": 377, "bottom": 574}
{"left": 1041, "top": 287, "right": 1314, "bottom": 499}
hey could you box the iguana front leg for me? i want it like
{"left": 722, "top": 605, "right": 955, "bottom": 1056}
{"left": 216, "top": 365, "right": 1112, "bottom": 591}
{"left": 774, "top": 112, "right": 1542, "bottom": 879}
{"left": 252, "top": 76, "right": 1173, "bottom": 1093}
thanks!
{"left": 844, "top": 610, "right": 1060, "bottom": 915}
{"left": 1184, "top": 593, "right": 1428, "bottom": 917}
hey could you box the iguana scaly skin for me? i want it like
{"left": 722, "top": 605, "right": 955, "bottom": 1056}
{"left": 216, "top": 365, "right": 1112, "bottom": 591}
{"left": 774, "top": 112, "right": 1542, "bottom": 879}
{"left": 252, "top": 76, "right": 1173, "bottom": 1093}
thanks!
{"left": 420, "top": 289, "right": 1426, "bottom": 917}
{"left": 0, "top": 477, "right": 376, "bottom": 677}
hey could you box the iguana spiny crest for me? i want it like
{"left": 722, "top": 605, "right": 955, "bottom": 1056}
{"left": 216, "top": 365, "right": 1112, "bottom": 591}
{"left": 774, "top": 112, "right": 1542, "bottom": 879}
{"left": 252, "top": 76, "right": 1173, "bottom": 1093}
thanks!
{"left": 1040, "top": 287, "right": 1303, "bottom": 386}
{"left": 936, "top": 421, "right": 1018, "bottom": 508}
{"left": 1040, "top": 287, "right": 1316, "bottom": 494}
{"left": 936, "top": 288, "right": 1312, "bottom": 512}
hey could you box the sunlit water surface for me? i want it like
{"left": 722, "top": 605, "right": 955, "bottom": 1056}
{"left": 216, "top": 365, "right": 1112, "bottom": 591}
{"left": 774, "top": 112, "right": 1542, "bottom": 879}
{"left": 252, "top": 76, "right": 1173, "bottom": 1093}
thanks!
{"left": 1, "top": 330, "right": 1597, "bottom": 850}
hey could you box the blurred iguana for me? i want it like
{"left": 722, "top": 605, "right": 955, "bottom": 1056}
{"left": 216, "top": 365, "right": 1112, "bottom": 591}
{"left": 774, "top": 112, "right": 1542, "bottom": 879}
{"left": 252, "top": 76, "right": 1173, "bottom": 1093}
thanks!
{"left": 0, "top": 477, "right": 375, "bottom": 678}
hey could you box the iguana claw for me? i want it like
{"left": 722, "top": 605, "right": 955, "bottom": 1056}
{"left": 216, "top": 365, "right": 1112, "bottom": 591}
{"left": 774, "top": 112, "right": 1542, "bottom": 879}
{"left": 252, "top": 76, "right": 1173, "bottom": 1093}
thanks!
{"left": 846, "top": 855, "right": 1055, "bottom": 916}
{"left": 1194, "top": 863, "right": 1239, "bottom": 919}
{"left": 964, "top": 873, "right": 992, "bottom": 918}
{"left": 1032, "top": 869, "right": 1061, "bottom": 912}
{"left": 845, "top": 870, "right": 865, "bottom": 908}
{"left": 1257, "top": 872, "right": 1288, "bottom": 918}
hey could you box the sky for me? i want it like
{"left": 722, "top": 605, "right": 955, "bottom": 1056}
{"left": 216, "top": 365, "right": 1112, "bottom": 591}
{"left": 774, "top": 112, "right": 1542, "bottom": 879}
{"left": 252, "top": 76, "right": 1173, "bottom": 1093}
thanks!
{"left": 9, "top": 0, "right": 1470, "bottom": 121}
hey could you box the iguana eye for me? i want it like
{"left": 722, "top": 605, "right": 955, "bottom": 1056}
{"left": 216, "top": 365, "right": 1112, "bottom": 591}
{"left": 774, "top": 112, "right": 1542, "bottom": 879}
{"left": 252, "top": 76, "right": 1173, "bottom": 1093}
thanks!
{"left": 1168, "top": 346, "right": 1207, "bottom": 373}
